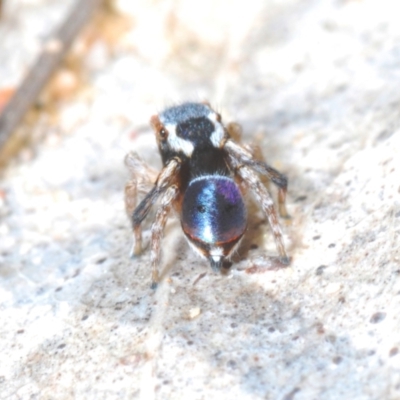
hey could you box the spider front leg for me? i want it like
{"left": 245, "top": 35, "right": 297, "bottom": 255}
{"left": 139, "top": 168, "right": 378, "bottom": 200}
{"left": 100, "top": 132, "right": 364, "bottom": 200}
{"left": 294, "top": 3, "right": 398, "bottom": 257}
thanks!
{"left": 224, "top": 138, "right": 290, "bottom": 219}
{"left": 149, "top": 185, "right": 179, "bottom": 289}
{"left": 124, "top": 152, "right": 158, "bottom": 256}
{"left": 238, "top": 164, "right": 289, "bottom": 264}
{"left": 125, "top": 154, "right": 180, "bottom": 257}
{"left": 225, "top": 139, "right": 289, "bottom": 264}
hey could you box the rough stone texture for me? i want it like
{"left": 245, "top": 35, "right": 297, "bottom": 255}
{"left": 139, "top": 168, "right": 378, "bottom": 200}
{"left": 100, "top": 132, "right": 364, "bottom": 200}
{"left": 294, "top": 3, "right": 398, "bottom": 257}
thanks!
{"left": 0, "top": 0, "right": 399, "bottom": 399}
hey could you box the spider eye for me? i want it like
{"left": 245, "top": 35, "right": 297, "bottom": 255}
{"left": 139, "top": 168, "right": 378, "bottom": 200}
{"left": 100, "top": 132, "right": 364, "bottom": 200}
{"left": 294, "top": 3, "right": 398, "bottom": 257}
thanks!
{"left": 159, "top": 128, "right": 168, "bottom": 139}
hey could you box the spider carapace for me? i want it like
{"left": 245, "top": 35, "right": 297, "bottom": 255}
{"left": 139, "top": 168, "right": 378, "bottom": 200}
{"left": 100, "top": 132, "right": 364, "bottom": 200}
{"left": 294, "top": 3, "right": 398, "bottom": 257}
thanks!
{"left": 125, "top": 102, "right": 289, "bottom": 288}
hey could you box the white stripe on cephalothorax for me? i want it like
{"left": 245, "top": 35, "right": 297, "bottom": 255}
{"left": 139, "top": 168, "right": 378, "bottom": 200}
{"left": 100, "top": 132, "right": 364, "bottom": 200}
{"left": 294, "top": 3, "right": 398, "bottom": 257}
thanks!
{"left": 208, "top": 112, "right": 225, "bottom": 148}
{"left": 164, "top": 123, "right": 194, "bottom": 156}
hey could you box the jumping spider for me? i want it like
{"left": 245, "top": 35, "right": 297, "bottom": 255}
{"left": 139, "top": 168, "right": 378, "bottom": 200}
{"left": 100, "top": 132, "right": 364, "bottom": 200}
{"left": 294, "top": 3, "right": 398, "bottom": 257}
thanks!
{"left": 125, "top": 102, "right": 290, "bottom": 288}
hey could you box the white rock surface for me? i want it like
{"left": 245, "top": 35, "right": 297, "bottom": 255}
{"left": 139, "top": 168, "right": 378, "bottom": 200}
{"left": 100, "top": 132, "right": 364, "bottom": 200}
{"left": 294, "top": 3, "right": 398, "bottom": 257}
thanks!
{"left": 0, "top": 0, "right": 399, "bottom": 399}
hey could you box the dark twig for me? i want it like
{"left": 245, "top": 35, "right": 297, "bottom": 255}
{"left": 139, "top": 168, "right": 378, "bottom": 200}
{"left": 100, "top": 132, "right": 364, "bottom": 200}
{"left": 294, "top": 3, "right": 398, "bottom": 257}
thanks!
{"left": 0, "top": 0, "right": 102, "bottom": 150}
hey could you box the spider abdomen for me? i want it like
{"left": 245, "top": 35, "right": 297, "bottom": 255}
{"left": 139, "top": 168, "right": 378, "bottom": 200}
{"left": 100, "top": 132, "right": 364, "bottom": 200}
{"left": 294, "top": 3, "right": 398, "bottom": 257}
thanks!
{"left": 181, "top": 175, "right": 247, "bottom": 258}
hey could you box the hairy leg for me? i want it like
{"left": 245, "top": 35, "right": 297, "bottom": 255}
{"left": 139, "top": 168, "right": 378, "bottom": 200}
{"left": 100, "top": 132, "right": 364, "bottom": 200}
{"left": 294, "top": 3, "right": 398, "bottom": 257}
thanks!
{"left": 125, "top": 152, "right": 181, "bottom": 258}
{"left": 224, "top": 138, "right": 289, "bottom": 218}
{"left": 239, "top": 165, "right": 289, "bottom": 263}
{"left": 124, "top": 152, "right": 158, "bottom": 256}
{"left": 149, "top": 185, "right": 179, "bottom": 289}
{"left": 226, "top": 144, "right": 289, "bottom": 263}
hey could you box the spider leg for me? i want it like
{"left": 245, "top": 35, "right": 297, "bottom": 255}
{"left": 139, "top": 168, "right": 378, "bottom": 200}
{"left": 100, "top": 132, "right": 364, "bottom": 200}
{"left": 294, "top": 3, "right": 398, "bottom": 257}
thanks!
{"left": 225, "top": 144, "right": 289, "bottom": 264}
{"left": 124, "top": 152, "right": 158, "bottom": 256}
{"left": 238, "top": 165, "right": 289, "bottom": 263}
{"left": 149, "top": 185, "right": 179, "bottom": 289}
{"left": 224, "top": 139, "right": 289, "bottom": 218}
{"left": 124, "top": 152, "right": 181, "bottom": 256}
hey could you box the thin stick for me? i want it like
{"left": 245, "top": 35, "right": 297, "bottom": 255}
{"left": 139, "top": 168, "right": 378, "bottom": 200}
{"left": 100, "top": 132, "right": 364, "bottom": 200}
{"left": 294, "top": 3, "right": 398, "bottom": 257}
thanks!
{"left": 0, "top": 0, "right": 102, "bottom": 150}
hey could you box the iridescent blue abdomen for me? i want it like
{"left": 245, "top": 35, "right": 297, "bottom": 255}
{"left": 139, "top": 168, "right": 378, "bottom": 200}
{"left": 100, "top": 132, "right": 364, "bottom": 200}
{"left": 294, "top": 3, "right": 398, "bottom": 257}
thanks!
{"left": 181, "top": 176, "right": 247, "bottom": 250}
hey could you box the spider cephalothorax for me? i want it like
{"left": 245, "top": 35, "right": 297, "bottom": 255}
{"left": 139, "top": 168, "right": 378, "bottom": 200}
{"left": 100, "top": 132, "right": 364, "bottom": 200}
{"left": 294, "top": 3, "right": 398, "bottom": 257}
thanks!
{"left": 151, "top": 102, "right": 226, "bottom": 162}
{"left": 125, "top": 102, "right": 289, "bottom": 288}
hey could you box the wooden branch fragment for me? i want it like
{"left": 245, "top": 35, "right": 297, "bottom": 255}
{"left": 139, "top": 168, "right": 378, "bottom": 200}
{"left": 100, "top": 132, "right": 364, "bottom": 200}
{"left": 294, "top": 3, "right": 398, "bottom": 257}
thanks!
{"left": 0, "top": 0, "right": 102, "bottom": 150}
